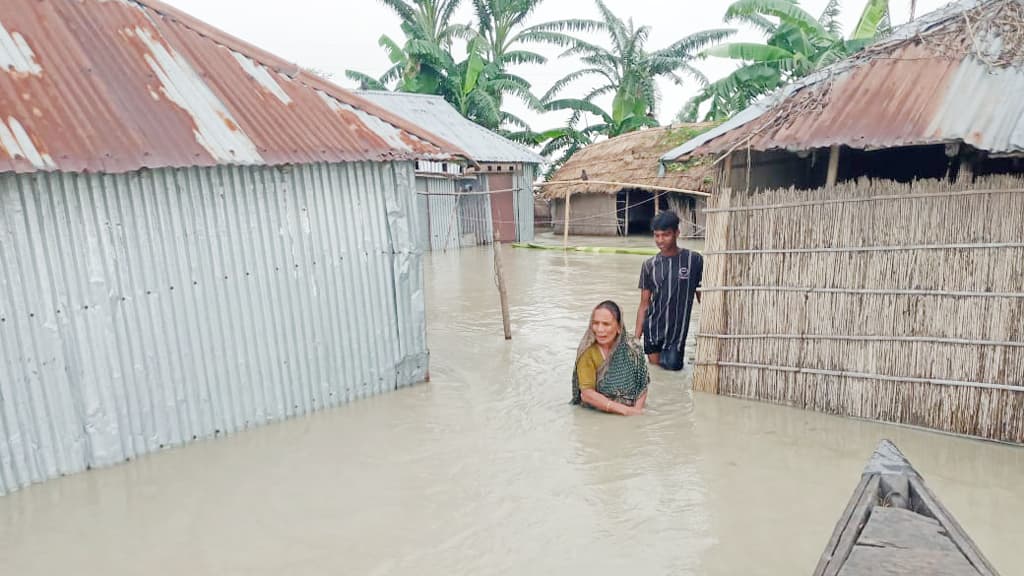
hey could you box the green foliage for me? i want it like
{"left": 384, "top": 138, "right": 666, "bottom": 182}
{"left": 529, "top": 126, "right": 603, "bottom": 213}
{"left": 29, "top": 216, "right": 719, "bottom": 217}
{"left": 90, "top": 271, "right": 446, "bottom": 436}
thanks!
{"left": 682, "top": 0, "right": 891, "bottom": 122}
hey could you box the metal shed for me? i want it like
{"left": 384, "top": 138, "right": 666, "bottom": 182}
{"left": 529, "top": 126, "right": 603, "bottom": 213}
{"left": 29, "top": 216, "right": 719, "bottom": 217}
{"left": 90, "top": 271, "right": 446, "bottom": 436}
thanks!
{"left": 357, "top": 91, "right": 545, "bottom": 249}
{"left": 0, "top": 0, "right": 467, "bottom": 495}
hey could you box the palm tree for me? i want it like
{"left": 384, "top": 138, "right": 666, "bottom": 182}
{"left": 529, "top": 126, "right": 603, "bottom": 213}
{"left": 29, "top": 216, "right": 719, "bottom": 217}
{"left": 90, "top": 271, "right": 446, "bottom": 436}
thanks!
{"left": 345, "top": 0, "right": 467, "bottom": 94}
{"left": 469, "top": 0, "right": 581, "bottom": 67}
{"left": 464, "top": 1, "right": 589, "bottom": 128}
{"left": 680, "top": 0, "right": 891, "bottom": 122}
{"left": 543, "top": 0, "right": 733, "bottom": 122}
{"left": 347, "top": 0, "right": 580, "bottom": 131}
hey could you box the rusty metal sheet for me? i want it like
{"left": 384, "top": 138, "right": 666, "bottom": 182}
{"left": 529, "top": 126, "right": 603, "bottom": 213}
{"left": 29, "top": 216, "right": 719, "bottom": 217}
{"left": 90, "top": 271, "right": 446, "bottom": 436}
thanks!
{"left": 0, "top": 0, "right": 468, "bottom": 174}
{"left": 662, "top": 0, "right": 1024, "bottom": 161}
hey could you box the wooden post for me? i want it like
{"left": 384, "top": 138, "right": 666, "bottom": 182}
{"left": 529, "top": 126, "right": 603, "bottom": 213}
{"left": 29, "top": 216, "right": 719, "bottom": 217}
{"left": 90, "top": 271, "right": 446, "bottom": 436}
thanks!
{"left": 826, "top": 145, "right": 840, "bottom": 187}
{"left": 624, "top": 191, "right": 630, "bottom": 236}
{"left": 493, "top": 229, "right": 512, "bottom": 340}
{"left": 722, "top": 153, "right": 733, "bottom": 190}
{"left": 562, "top": 190, "right": 572, "bottom": 248}
{"left": 654, "top": 191, "right": 660, "bottom": 216}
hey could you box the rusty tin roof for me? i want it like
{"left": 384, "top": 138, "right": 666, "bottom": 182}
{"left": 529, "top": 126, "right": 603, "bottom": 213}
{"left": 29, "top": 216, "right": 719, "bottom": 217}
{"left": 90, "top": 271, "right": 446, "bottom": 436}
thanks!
{"left": 0, "top": 0, "right": 469, "bottom": 173}
{"left": 662, "top": 0, "right": 1024, "bottom": 161}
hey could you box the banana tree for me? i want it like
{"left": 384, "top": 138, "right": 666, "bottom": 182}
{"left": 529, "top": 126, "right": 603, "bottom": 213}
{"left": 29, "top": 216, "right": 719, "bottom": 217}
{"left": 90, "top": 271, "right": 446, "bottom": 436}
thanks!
{"left": 682, "top": 0, "right": 891, "bottom": 122}
{"left": 345, "top": 0, "right": 468, "bottom": 93}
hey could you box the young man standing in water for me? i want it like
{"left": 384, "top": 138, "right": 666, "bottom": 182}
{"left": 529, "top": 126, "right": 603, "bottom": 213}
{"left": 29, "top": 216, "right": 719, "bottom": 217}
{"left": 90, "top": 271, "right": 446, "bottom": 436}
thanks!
{"left": 634, "top": 210, "right": 703, "bottom": 371}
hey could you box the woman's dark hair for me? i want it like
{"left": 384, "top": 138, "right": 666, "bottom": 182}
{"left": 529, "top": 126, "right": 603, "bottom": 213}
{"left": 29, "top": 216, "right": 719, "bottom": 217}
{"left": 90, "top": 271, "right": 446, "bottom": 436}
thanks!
{"left": 593, "top": 300, "right": 622, "bottom": 325}
{"left": 652, "top": 210, "right": 680, "bottom": 232}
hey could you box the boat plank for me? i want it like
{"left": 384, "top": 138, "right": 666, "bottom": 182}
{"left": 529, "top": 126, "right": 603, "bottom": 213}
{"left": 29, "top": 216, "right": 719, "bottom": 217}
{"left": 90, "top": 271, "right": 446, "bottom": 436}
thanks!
{"left": 858, "top": 506, "right": 960, "bottom": 552}
{"left": 838, "top": 547, "right": 980, "bottom": 576}
{"left": 908, "top": 476, "right": 999, "bottom": 576}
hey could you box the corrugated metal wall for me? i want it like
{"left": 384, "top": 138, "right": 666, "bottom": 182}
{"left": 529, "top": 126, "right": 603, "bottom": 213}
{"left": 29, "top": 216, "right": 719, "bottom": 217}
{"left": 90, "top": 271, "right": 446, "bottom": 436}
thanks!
{"left": 0, "top": 161, "right": 427, "bottom": 495}
{"left": 418, "top": 177, "right": 462, "bottom": 251}
{"left": 415, "top": 164, "right": 536, "bottom": 249}
{"left": 513, "top": 164, "right": 536, "bottom": 243}
{"left": 458, "top": 192, "right": 493, "bottom": 246}
{"left": 415, "top": 178, "right": 431, "bottom": 251}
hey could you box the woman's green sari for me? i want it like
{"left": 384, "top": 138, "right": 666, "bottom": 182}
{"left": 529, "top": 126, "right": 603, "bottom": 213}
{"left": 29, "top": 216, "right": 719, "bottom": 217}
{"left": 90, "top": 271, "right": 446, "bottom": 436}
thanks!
{"left": 571, "top": 328, "right": 650, "bottom": 407}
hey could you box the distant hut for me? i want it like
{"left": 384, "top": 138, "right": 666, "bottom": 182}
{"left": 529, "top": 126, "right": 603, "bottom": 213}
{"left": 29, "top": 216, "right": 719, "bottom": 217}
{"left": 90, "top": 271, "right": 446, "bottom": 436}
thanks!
{"left": 0, "top": 0, "right": 468, "bottom": 495}
{"left": 661, "top": 0, "right": 1024, "bottom": 444}
{"left": 357, "top": 91, "right": 545, "bottom": 249}
{"left": 543, "top": 124, "right": 716, "bottom": 238}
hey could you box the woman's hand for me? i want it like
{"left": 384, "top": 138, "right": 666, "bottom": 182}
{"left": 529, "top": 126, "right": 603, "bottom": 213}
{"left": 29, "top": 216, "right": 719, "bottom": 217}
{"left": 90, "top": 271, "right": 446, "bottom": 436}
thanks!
{"left": 634, "top": 390, "right": 647, "bottom": 410}
{"left": 581, "top": 389, "right": 643, "bottom": 416}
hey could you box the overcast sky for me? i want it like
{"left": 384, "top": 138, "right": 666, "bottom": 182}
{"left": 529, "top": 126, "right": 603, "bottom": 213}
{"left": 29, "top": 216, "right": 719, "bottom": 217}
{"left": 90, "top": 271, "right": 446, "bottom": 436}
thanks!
{"left": 162, "top": 0, "right": 950, "bottom": 132}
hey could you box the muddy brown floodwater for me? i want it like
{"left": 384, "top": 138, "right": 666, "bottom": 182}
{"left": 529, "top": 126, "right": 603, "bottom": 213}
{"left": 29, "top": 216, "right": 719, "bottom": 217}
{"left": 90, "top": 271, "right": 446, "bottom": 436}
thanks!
{"left": 1, "top": 242, "right": 1022, "bottom": 575}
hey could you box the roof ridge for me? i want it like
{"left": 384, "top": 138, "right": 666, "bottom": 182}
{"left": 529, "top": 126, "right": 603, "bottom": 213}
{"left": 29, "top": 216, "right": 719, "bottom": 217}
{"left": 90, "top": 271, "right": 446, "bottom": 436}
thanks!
{"left": 357, "top": 90, "right": 545, "bottom": 164}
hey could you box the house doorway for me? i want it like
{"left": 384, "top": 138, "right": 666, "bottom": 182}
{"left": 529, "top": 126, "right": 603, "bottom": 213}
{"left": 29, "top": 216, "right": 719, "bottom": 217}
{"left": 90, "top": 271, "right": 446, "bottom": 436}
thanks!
{"left": 616, "top": 190, "right": 668, "bottom": 235}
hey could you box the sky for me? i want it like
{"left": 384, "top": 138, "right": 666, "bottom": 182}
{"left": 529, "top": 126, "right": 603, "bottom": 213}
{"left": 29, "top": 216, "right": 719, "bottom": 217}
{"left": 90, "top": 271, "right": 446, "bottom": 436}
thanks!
{"left": 160, "top": 0, "right": 950, "bottom": 133}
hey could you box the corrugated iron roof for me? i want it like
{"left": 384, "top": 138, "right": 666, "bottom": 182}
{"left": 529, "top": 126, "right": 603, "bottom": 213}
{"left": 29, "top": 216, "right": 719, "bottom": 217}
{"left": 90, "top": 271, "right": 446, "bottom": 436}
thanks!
{"left": 0, "top": 0, "right": 469, "bottom": 174}
{"left": 356, "top": 90, "right": 545, "bottom": 165}
{"left": 662, "top": 0, "right": 1024, "bottom": 161}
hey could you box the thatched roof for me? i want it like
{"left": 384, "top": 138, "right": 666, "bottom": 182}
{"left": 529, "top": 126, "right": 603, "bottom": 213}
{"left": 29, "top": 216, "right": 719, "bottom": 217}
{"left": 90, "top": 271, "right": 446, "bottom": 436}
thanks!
{"left": 542, "top": 123, "right": 718, "bottom": 200}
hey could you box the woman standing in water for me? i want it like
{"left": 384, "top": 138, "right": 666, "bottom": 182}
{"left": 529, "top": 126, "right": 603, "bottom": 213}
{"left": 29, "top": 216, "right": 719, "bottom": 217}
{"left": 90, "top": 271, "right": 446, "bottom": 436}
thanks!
{"left": 572, "top": 300, "right": 650, "bottom": 415}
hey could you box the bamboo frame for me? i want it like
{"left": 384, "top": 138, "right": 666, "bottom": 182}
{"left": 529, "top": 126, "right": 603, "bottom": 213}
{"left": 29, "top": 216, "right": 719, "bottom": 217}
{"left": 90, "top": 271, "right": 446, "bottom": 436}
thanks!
{"left": 703, "top": 187, "right": 1024, "bottom": 214}
{"left": 699, "top": 333, "right": 1024, "bottom": 348}
{"left": 700, "top": 361, "right": 1023, "bottom": 393}
{"left": 536, "top": 178, "right": 712, "bottom": 197}
{"left": 705, "top": 241, "right": 1024, "bottom": 255}
{"left": 700, "top": 286, "right": 1024, "bottom": 298}
{"left": 694, "top": 174, "right": 1024, "bottom": 444}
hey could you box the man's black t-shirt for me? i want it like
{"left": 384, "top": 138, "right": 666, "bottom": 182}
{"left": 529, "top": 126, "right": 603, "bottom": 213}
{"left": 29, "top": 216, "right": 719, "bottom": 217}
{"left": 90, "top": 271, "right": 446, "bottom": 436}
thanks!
{"left": 638, "top": 249, "right": 703, "bottom": 354}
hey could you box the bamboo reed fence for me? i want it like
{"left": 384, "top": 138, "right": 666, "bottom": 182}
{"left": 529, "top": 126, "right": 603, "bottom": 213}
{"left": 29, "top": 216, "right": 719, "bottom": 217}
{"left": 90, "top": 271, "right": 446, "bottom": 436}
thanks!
{"left": 695, "top": 175, "right": 1024, "bottom": 444}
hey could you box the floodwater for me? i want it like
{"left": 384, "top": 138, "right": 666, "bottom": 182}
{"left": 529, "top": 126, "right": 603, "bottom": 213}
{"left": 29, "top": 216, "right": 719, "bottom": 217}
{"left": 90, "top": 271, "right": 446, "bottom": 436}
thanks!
{"left": 2, "top": 242, "right": 1023, "bottom": 575}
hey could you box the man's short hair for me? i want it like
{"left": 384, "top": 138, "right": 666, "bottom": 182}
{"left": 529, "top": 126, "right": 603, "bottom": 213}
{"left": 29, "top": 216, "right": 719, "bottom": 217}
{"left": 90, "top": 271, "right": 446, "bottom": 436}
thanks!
{"left": 652, "top": 210, "right": 680, "bottom": 232}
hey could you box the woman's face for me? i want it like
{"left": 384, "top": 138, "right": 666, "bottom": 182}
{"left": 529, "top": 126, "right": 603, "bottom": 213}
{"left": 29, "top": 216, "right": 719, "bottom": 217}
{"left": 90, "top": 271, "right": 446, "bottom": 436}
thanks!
{"left": 591, "top": 308, "right": 620, "bottom": 346}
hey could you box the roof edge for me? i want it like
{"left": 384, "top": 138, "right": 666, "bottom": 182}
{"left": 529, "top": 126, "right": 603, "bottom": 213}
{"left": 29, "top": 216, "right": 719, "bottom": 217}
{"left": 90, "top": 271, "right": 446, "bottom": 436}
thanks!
{"left": 659, "top": 0, "right": 992, "bottom": 163}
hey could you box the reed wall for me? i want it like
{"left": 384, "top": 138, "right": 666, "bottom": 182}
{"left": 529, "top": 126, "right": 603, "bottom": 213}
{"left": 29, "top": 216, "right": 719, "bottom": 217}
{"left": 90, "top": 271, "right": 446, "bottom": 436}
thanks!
{"left": 695, "top": 175, "right": 1024, "bottom": 443}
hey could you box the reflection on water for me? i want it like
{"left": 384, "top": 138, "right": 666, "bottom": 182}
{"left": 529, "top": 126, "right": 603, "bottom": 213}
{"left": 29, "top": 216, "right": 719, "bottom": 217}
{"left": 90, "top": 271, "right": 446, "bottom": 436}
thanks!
{"left": 0, "top": 244, "right": 1021, "bottom": 575}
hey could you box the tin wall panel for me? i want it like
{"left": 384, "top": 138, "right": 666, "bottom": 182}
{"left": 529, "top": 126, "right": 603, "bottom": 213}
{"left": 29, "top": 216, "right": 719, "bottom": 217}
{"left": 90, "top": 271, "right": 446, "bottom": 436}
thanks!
{"left": 0, "top": 161, "right": 426, "bottom": 495}
{"left": 423, "top": 178, "right": 461, "bottom": 252}
{"left": 458, "top": 192, "right": 493, "bottom": 246}
{"left": 514, "top": 165, "right": 536, "bottom": 243}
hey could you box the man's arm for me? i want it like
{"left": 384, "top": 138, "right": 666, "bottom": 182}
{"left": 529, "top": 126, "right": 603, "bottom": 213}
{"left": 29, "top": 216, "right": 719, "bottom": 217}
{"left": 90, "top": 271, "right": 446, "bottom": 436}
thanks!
{"left": 695, "top": 255, "right": 704, "bottom": 303}
{"left": 636, "top": 289, "right": 651, "bottom": 338}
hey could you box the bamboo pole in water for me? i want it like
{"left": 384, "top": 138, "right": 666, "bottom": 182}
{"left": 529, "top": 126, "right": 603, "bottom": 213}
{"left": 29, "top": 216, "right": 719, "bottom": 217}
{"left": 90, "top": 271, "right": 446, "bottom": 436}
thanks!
{"left": 563, "top": 190, "right": 572, "bottom": 248}
{"left": 494, "top": 230, "right": 512, "bottom": 340}
{"left": 624, "top": 190, "right": 630, "bottom": 236}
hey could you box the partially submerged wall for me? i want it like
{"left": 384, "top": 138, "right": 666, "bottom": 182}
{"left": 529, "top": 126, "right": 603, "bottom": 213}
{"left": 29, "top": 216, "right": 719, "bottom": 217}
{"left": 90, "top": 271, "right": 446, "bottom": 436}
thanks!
{"left": 0, "top": 161, "right": 427, "bottom": 495}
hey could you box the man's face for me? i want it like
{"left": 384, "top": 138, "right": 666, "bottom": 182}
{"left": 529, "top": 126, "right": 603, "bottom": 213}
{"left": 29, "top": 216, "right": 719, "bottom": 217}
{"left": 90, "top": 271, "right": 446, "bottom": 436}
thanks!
{"left": 653, "top": 228, "right": 678, "bottom": 253}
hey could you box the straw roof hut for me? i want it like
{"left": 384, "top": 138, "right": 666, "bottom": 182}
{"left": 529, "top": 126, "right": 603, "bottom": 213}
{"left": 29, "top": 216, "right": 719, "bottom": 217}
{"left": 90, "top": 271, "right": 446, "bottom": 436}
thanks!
{"left": 542, "top": 124, "right": 717, "bottom": 237}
